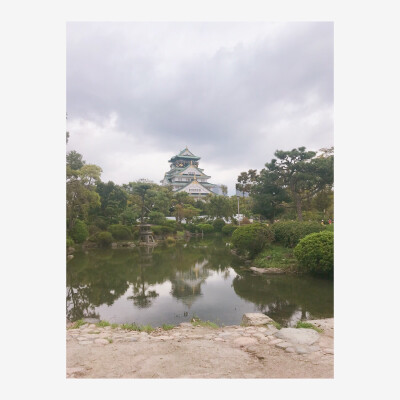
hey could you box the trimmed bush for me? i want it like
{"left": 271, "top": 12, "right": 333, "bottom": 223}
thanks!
{"left": 213, "top": 218, "right": 226, "bottom": 232}
{"left": 294, "top": 231, "right": 334, "bottom": 275}
{"left": 95, "top": 231, "right": 113, "bottom": 248}
{"left": 272, "top": 221, "right": 325, "bottom": 248}
{"left": 152, "top": 225, "right": 175, "bottom": 236}
{"left": 231, "top": 223, "right": 274, "bottom": 258}
{"left": 185, "top": 223, "right": 200, "bottom": 233}
{"left": 148, "top": 211, "right": 166, "bottom": 225}
{"left": 71, "top": 220, "right": 89, "bottom": 243}
{"left": 197, "top": 223, "right": 214, "bottom": 234}
{"left": 221, "top": 225, "right": 238, "bottom": 235}
{"left": 107, "top": 224, "right": 132, "bottom": 240}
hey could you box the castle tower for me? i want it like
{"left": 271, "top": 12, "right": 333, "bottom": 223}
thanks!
{"left": 161, "top": 147, "right": 218, "bottom": 198}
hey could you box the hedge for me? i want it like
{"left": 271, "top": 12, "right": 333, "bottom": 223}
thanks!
{"left": 71, "top": 220, "right": 89, "bottom": 244}
{"left": 231, "top": 223, "right": 274, "bottom": 258}
{"left": 294, "top": 231, "right": 334, "bottom": 275}
{"left": 213, "top": 218, "right": 226, "bottom": 232}
{"left": 94, "top": 231, "right": 113, "bottom": 248}
{"left": 107, "top": 224, "right": 132, "bottom": 240}
{"left": 197, "top": 223, "right": 214, "bottom": 234}
{"left": 221, "top": 224, "right": 238, "bottom": 235}
{"left": 272, "top": 221, "right": 326, "bottom": 248}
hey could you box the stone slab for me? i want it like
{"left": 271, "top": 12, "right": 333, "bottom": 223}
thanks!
{"left": 241, "top": 313, "right": 274, "bottom": 326}
{"left": 274, "top": 328, "right": 320, "bottom": 345}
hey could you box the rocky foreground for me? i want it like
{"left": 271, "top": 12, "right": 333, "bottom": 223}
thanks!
{"left": 66, "top": 314, "right": 334, "bottom": 379}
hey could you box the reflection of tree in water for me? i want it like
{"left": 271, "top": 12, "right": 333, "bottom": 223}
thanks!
{"left": 66, "top": 238, "right": 242, "bottom": 319}
{"left": 232, "top": 271, "right": 333, "bottom": 326}
{"left": 169, "top": 259, "right": 211, "bottom": 308}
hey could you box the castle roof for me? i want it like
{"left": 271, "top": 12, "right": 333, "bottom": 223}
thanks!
{"left": 168, "top": 147, "right": 200, "bottom": 163}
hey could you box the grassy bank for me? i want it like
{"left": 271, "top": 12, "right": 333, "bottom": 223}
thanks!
{"left": 253, "top": 244, "right": 298, "bottom": 271}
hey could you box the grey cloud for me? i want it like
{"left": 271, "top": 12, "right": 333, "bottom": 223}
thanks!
{"left": 67, "top": 22, "right": 333, "bottom": 182}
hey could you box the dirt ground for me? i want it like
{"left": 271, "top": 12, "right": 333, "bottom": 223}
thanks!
{"left": 66, "top": 319, "right": 333, "bottom": 379}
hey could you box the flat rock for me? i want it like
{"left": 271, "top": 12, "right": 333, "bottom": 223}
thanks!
{"left": 94, "top": 338, "right": 109, "bottom": 345}
{"left": 78, "top": 340, "right": 92, "bottom": 345}
{"left": 269, "top": 339, "right": 283, "bottom": 345}
{"left": 233, "top": 337, "right": 258, "bottom": 347}
{"left": 275, "top": 341, "right": 292, "bottom": 349}
{"left": 294, "top": 345, "right": 312, "bottom": 354}
{"left": 285, "top": 347, "right": 295, "bottom": 353}
{"left": 323, "top": 348, "right": 334, "bottom": 354}
{"left": 274, "top": 328, "right": 320, "bottom": 345}
{"left": 241, "top": 313, "right": 274, "bottom": 326}
{"left": 249, "top": 267, "right": 285, "bottom": 274}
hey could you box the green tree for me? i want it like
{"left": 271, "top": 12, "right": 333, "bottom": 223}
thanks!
{"left": 66, "top": 150, "right": 85, "bottom": 171}
{"left": 265, "top": 147, "right": 333, "bottom": 221}
{"left": 207, "top": 195, "right": 234, "bottom": 218}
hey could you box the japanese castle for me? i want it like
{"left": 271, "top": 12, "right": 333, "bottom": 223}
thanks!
{"left": 161, "top": 147, "right": 220, "bottom": 198}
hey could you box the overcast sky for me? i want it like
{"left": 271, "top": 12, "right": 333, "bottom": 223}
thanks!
{"left": 66, "top": 22, "right": 333, "bottom": 195}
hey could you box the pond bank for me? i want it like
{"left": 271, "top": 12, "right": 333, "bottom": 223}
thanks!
{"left": 66, "top": 316, "right": 333, "bottom": 378}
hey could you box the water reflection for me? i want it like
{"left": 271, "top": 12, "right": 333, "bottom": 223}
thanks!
{"left": 66, "top": 238, "right": 333, "bottom": 326}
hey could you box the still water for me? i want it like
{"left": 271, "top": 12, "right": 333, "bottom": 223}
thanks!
{"left": 66, "top": 238, "right": 333, "bottom": 327}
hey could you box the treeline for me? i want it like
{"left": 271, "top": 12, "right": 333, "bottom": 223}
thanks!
{"left": 66, "top": 150, "right": 239, "bottom": 245}
{"left": 236, "top": 146, "right": 334, "bottom": 222}
{"left": 66, "top": 145, "right": 333, "bottom": 246}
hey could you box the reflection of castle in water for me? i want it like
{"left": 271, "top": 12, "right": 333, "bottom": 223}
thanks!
{"left": 170, "top": 259, "right": 211, "bottom": 308}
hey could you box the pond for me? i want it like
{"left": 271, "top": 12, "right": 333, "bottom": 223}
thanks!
{"left": 66, "top": 238, "right": 333, "bottom": 327}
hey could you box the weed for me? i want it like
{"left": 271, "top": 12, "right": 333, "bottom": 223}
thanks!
{"left": 96, "top": 320, "right": 111, "bottom": 327}
{"left": 111, "top": 323, "right": 119, "bottom": 329}
{"left": 295, "top": 321, "right": 323, "bottom": 333}
{"left": 121, "top": 323, "right": 140, "bottom": 331}
{"left": 268, "top": 321, "right": 282, "bottom": 330}
{"left": 139, "top": 325, "right": 154, "bottom": 333}
{"left": 69, "top": 319, "right": 86, "bottom": 329}
{"left": 191, "top": 316, "right": 219, "bottom": 329}
{"left": 107, "top": 338, "right": 113, "bottom": 344}
{"left": 162, "top": 324, "right": 174, "bottom": 331}
{"left": 88, "top": 331, "right": 100, "bottom": 334}
{"left": 253, "top": 244, "right": 298, "bottom": 270}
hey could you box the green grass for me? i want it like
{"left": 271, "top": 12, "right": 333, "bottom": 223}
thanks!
{"left": 69, "top": 319, "right": 87, "bottom": 329}
{"left": 107, "top": 338, "right": 113, "bottom": 344}
{"left": 295, "top": 321, "right": 323, "bottom": 333}
{"left": 253, "top": 244, "right": 298, "bottom": 270}
{"left": 88, "top": 330, "right": 100, "bottom": 334}
{"left": 111, "top": 323, "right": 119, "bottom": 329}
{"left": 191, "top": 316, "right": 219, "bottom": 329}
{"left": 120, "top": 323, "right": 154, "bottom": 333}
{"left": 162, "top": 324, "right": 175, "bottom": 331}
{"left": 268, "top": 321, "right": 282, "bottom": 330}
{"left": 96, "top": 320, "right": 111, "bottom": 327}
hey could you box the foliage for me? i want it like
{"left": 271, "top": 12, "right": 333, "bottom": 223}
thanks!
{"left": 197, "top": 223, "right": 214, "bottom": 234}
{"left": 272, "top": 221, "right": 326, "bottom": 248}
{"left": 108, "top": 224, "right": 132, "bottom": 240}
{"left": 162, "top": 324, "right": 174, "bottom": 330}
{"left": 264, "top": 147, "right": 333, "bottom": 221}
{"left": 231, "top": 223, "right": 274, "bottom": 258}
{"left": 221, "top": 224, "right": 238, "bottom": 235}
{"left": 66, "top": 237, "right": 74, "bottom": 247}
{"left": 236, "top": 169, "right": 257, "bottom": 196}
{"left": 94, "top": 231, "right": 113, "bottom": 248}
{"left": 295, "top": 321, "right": 323, "bottom": 333}
{"left": 66, "top": 150, "right": 85, "bottom": 170}
{"left": 165, "top": 236, "right": 176, "bottom": 245}
{"left": 120, "top": 323, "right": 154, "bottom": 332}
{"left": 207, "top": 195, "right": 234, "bottom": 218}
{"left": 148, "top": 211, "right": 166, "bottom": 225}
{"left": 71, "top": 220, "right": 89, "bottom": 243}
{"left": 152, "top": 225, "right": 175, "bottom": 235}
{"left": 269, "top": 321, "right": 282, "bottom": 330}
{"left": 294, "top": 231, "right": 334, "bottom": 275}
{"left": 212, "top": 218, "right": 226, "bottom": 232}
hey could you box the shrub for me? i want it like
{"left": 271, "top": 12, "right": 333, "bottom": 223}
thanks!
{"left": 186, "top": 223, "right": 200, "bottom": 233}
{"left": 272, "top": 221, "right": 325, "bottom": 248}
{"left": 66, "top": 237, "right": 74, "bottom": 247}
{"left": 148, "top": 211, "right": 166, "bottom": 225}
{"left": 95, "top": 231, "right": 113, "bottom": 248}
{"left": 294, "top": 231, "right": 334, "bottom": 275}
{"left": 165, "top": 236, "right": 176, "bottom": 245}
{"left": 241, "top": 217, "right": 251, "bottom": 224}
{"left": 231, "top": 223, "right": 274, "bottom": 258}
{"left": 213, "top": 218, "right": 226, "bottom": 232}
{"left": 93, "top": 217, "right": 108, "bottom": 230}
{"left": 152, "top": 225, "right": 175, "bottom": 236}
{"left": 88, "top": 224, "right": 101, "bottom": 235}
{"left": 107, "top": 224, "right": 132, "bottom": 240}
{"left": 221, "top": 225, "right": 238, "bottom": 235}
{"left": 197, "top": 223, "right": 214, "bottom": 234}
{"left": 71, "top": 220, "right": 89, "bottom": 243}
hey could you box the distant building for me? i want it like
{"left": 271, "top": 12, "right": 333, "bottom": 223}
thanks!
{"left": 161, "top": 147, "right": 219, "bottom": 199}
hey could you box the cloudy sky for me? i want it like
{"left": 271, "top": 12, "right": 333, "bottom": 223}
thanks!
{"left": 66, "top": 22, "right": 333, "bottom": 194}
